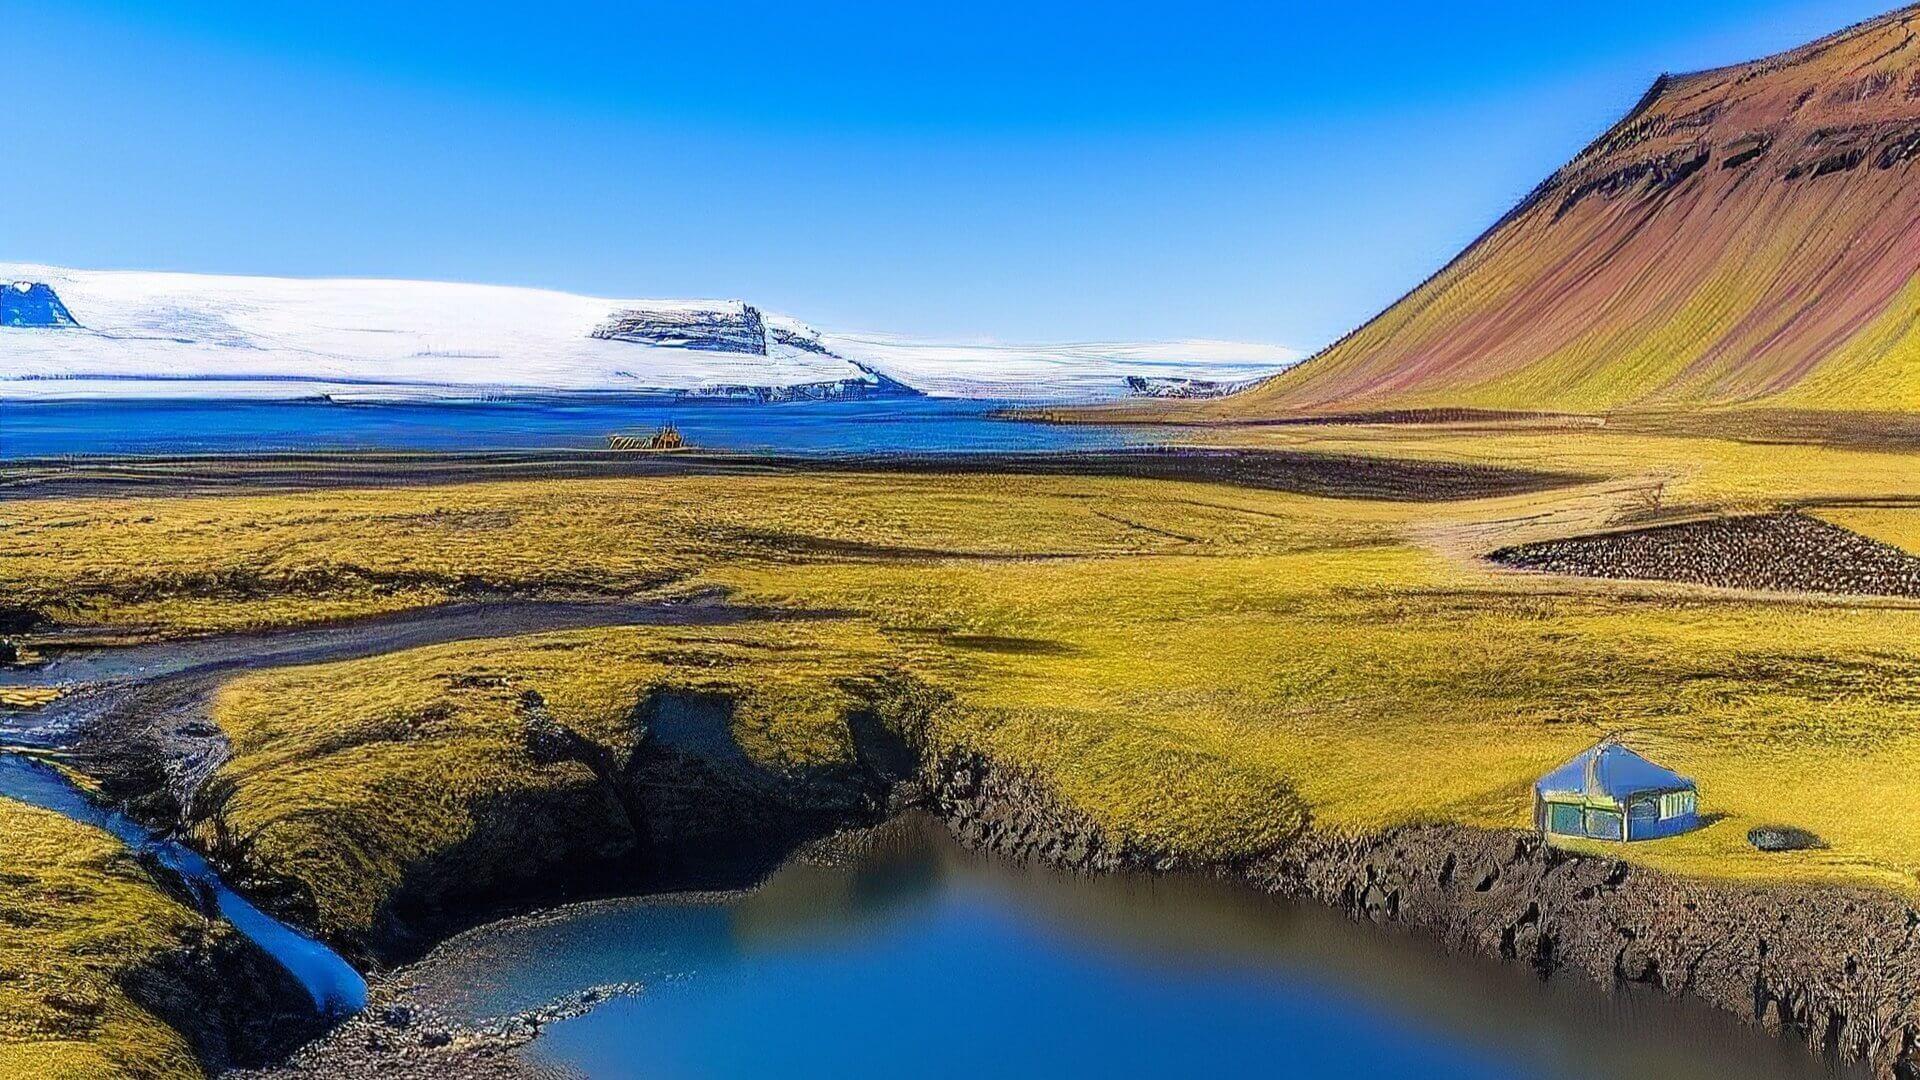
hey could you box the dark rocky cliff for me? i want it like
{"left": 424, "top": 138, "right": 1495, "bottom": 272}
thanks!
{"left": 591, "top": 304, "right": 769, "bottom": 353}
{"left": 147, "top": 672, "right": 1920, "bottom": 1077}
{"left": 929, "top": 749, "right": 1920, "bottom": 1080}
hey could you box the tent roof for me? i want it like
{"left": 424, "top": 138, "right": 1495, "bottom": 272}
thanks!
{"left": 1536, "top": 740, "right": 1693, "bottom": 799}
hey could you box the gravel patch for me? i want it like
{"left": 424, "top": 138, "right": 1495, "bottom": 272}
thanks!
{"left": 1487, "top": 511, "right": 1920, "bottom": 597}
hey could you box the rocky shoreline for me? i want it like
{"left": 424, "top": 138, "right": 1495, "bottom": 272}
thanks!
{"left": 45, "top": 639, "right": 1911, "bottom": 1079}
{"left": 235, "top": 743, "right": 1920, "bottom": 1078}
{"left": 929, "top": 751, "right": 1919, "bottom": 1080}
{"left": 226, "top": 981, "right": 637, "bottom": 1080}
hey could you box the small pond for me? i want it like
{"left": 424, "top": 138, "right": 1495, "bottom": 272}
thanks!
{"left": 407, "top": 817, "right": 1859, "bottom": 1080}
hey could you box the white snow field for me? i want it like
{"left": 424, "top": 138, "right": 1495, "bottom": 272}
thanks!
{"left": 823, "top": 333, "right": 1294, "bottom": 400}
{"left": 0, "top": 264, "right": 1297, "bottom": 401}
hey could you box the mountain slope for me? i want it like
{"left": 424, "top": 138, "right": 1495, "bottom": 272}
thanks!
{"left": 1217, "top": 4, "right": 1920, "bottom": 418}
{"left": 0, "top": 264, "right": 1294, "bottom": 401}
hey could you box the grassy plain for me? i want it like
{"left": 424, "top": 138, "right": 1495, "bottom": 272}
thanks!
{"left": 7, "top": 421, "right": 1920, "bottom": 1072}
{"left": 1820, "top": 506, "right": 1920, "bottom": 555}
{"left": 0, "top": 800, "right": 205, "bottom": 1080}
{"left": 203, "top": 617, "right": 912, "bottom": 942}
{"left": 0, "top": 474, "right": 1364, "bottom": 635}
{"left": 6, "top": 426, "right": 1918, "bottom": 891}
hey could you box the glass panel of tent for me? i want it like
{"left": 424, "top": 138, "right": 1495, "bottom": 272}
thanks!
{"left": 1546, "top": 802, "right": 1584, "bottom": 835}
{"left": 1584, "top": 808, "right": 1624, "bottom": 840}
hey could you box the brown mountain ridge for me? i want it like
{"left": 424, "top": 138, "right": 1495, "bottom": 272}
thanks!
{"left": 1189, "top": 4, "right": 1920, "bottom": 419}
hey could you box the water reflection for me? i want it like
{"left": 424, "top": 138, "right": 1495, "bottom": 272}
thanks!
{"left": 408, "top": 817, "right": 1857, "bottom": 1080}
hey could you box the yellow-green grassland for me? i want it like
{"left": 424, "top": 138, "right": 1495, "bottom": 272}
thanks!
{"left": 0, "top": 798, "right": 213, "bottom": 1080}
{"left": 5, "top": 419, "right": 1920, "bottom": 1075}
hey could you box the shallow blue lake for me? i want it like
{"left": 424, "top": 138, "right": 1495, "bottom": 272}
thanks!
{"left": 0, "top": 396, "right": 1163, "bottom": 458}
{"left": 408, "top": 818, "right": 1854, "bottom": 1080}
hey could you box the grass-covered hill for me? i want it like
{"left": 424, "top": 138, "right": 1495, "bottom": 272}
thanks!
{"left": 1188, "top": 4, "right": 1920, "bottom": 418}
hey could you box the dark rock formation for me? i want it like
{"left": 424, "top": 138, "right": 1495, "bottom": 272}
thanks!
{"left": 591, "top": 304, "right": 768, "bottom": 354}
{"left": 767, "top": 323, "right": 834, "bottom": 355}
{"left": 923, "top": 749, "right": 1171, "bottom": 873}
{"left": 0, "top": 605, "right": 48, "bottom": 634}
{"left": 1124, "top": 375, "right": 1258, "bottom": 399}
{"left": 127, "top": 923, "right": 333, "bottom": 1074}
{"left": 1750, "top": 826, "right": 1828, "bottom": 852}
{"left": 587, "top": 302, "right": 922, "bottom": 400}
{"left": 682, "top": 362, "right": 920, "bottom": 402}
{"left": 1255, "top": 825, "right": 1919, "bottom": 1080}
{"left": 195, "top": 678, "right": 922, "bottom": 968}
{"left": 915, "top": 748, "right": 1919, "bottom": 1079}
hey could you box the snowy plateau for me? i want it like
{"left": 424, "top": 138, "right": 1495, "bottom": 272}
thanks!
{"left": 0, "top": 265, "right": 1297, "bottom": 402}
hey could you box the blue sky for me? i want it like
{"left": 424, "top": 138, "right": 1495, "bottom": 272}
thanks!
{"left": 2, "top": 0, "right": 1896, "bottom": 346}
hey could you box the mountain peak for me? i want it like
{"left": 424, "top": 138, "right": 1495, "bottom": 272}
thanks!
{"left": 1220, "top": 3, "right": 1920, "bottom": 417}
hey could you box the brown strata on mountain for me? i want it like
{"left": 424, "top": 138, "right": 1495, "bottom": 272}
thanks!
{"left": 1149, "top": 5, "right": 1920, "bottom": 419}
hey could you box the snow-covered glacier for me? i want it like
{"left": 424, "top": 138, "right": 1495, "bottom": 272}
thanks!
{"left": 0, "top": 264, "right": 1296, "bottom": 401}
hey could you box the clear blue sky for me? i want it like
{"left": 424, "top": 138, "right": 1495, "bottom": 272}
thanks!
{"left": 2, "top": 0, "right": 1896, "bottom": 347}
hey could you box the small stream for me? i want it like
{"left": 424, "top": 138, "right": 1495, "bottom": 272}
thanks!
{"left": 0, "top": 599, "right": 749, "bottom": 1030}
{"left": 0, "top": 754, "right": 366, "bottom": 1015}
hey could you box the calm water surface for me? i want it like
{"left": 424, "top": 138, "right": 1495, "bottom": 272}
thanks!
{"left": 0, "top": 397, "right": 1162, "bottom": 458}
{"left": 409, "top": 818, "right": 1857, "bottom": 1080}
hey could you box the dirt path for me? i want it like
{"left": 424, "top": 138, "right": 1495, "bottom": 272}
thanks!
{"left": 4, "top": 597, "right": 781, "bottom": 821}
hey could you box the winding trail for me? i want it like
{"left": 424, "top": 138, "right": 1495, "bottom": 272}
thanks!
{"left": 6, "top": 598, "right": 777, "bottom": 806}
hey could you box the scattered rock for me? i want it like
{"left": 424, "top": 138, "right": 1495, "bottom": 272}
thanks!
{"left": 1748, "top": 826, "right": 1826, "bottom": 852}
{"left": 231, "top": 980, "right": 646, "bottom": 1079}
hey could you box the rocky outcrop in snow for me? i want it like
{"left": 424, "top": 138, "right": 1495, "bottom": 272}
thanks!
{"left": 1125, "top": 374, "right": 1260, "bottom": 399}
{"left": 684, "top": 361, "right": 920, "bottom": 402}
{"left": 591, "top": 303, "right": 769, "bottom": 353}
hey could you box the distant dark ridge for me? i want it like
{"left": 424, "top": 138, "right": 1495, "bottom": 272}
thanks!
{"left": 0, "top": 448, "right": 1587, "bottom": 504}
